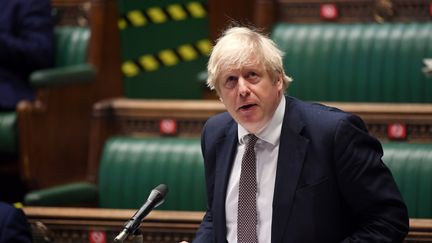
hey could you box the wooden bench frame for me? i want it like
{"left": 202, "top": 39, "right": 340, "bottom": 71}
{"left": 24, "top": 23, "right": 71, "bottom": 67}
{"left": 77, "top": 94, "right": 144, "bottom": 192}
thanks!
{"left": 253, "top": 0, "right": 432, "bottom": 31}
{"left": 24, "top": 207, "right": 202, "bottom": 242}
{"left": 23, "top": 207, "right": 432, "bottom": 242}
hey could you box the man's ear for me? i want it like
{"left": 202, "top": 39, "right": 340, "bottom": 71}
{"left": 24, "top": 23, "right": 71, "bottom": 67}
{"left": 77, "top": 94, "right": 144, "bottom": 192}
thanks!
{"left": 276, "top": 74, "right": 283, "bottom": 89}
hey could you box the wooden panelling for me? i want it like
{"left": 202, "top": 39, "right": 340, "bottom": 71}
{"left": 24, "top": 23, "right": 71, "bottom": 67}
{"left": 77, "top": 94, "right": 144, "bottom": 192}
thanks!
{"left": 51, "top": 0, "right": 91, "bottom": 26}
{"left": 253, "top": 0, "right": 432, "bottom": 32}
{"left": 24, "top": 207, "right": 203, "bottom": 243}
{"left": 23, "top": 207, "right": 432, "bottom": 242}
{"left": 208, "top": 0, "right": 255, "bottom": 40}
{"left": 90, "top": 98, "right": 432, "bottom": 140}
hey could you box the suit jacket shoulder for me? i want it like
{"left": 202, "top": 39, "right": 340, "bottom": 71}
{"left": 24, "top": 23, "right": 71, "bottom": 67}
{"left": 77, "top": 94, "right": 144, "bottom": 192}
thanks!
{"left": 0, "top": 202, "right": 32, "bottom": 243}
{"left": 204, "top": 112, "right": 234, "bottom": 135}
{"left": 285, "top": 96, "right": 370, "bottom": 139}
{"left": 201, "top": 112, "right": 236, "bottom": 151}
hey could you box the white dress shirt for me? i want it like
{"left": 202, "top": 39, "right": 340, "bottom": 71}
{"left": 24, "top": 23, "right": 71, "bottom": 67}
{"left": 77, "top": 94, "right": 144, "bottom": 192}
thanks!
{"left": 225, "top": 96, "right": 285, "bottom": 243}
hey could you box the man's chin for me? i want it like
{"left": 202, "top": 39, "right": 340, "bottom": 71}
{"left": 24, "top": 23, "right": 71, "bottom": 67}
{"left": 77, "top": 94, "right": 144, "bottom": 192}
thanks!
{"left": 239, "top": 120, "right": 265, "bottom": 134}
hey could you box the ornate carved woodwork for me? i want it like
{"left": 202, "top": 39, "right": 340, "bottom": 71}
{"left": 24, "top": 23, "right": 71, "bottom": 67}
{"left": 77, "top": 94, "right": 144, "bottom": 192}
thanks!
{"left": 24, "top": 207, "right": 203, "bottom": 243}
{"left": 51, "top": 0, "right": 91, "bottom": 26}
{"left": 23, "top": 207, "right": 432, "bottom": 242}
{"left": 253, "top": 0, "right": 432, "bottom": 32}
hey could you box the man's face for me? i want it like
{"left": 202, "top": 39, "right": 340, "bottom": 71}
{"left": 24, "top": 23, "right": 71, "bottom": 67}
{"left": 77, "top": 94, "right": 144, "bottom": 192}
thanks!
{"left": 217, "top": 63, "right": 283, "bottom": 133}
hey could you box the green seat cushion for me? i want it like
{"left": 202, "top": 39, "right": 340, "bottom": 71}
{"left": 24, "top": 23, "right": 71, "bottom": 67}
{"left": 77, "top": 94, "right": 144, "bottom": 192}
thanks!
{"left": 98, "top": 136, "right": 206, "bottom": 211}
{"left": 24, "top": 182, "right": 98, "bottom": 206}
{"left": 0, "top": 112, "right": 17, "bottom": 154}
{"left": 383, "top": 143, "right": 432, "bottom": 218}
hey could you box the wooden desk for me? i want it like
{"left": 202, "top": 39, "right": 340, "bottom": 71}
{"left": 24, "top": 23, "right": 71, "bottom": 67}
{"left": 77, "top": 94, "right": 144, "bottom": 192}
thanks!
{"left": 408, "top": 218, "right": 432, "bottom": 243}
{"left": 24, "top": 207, "right": 432, "bottom": 242}
{"left": 24, "top": 207, "right": 204, "bottom": 242}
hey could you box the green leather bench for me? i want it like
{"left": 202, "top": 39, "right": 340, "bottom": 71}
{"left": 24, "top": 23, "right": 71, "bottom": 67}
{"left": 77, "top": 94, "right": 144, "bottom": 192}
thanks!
{"left": 25, "top": 138, "right": 432, "bottom": 218}
{"left": 272, "top": 23, "right": 432, "bottom": 103}
{"left": 24, "top": 137, "right": 207, "bottom": 211}
{"left": 383, "top": 143, "right": 432, "bottom": 218}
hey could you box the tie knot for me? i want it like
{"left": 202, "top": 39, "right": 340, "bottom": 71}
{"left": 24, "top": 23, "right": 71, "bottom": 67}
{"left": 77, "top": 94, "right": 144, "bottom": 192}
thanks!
{"left": 246, "top": 134, "right": 258, "bottom": 148}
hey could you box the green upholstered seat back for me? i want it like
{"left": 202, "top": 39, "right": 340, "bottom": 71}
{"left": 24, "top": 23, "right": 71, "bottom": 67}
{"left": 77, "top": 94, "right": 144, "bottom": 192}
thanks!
{"left": 0, "top": 112, "right": 17, "bottom": 154}
{"left": 98, "top": 136, "right": 206, "bottom": 211}
{"left": 54, "top": 26, "right": 90, "bottom": 67}
{"left": 272, "top": 23, "right": 432, "bottom": 103}
{"left": 383, "top": 143, "right": 432, "bottom": 218}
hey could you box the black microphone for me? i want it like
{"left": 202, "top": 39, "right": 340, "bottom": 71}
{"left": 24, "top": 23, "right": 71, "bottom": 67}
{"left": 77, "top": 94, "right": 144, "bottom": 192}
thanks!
{"left": 114, "top": 184, "right": 169, "bottom": 242}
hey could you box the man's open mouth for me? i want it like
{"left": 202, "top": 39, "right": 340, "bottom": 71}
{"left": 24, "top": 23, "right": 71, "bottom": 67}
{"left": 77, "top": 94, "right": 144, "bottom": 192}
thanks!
{"left": 239, "top": 104, "right": 256, "bottom": 110}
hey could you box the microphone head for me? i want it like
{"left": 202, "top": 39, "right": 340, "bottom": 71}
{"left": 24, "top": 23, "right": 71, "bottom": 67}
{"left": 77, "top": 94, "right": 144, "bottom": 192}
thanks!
{"left": 154, "top": 184, "right": 169, "bottom": 197}
{"left": 149, "top": 184, "right": 168, "bottom": 208}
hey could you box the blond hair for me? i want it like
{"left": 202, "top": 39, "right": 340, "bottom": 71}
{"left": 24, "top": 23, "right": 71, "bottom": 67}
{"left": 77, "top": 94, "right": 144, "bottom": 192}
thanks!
{"left": 207, "top": 26, "right": 292, "bottom": 92}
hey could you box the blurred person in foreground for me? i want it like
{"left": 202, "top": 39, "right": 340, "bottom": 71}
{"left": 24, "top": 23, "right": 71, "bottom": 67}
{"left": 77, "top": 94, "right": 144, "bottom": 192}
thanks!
{"left": 0, "top": 0, "right": 54, "bottom": 110}
{"left": 192, "top": 26, "right": 409, "bottom": 243}
{"left": 0, "top": 202, "right": 32, "bottom": 242}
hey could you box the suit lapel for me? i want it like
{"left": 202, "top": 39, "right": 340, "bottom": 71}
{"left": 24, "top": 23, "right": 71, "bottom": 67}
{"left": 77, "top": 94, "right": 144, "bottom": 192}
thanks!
{"left": 272, "top": 98, "right": 309, "bottom": 243}
{"left": 213, "top": 123, "right": 238, "bottom": 243}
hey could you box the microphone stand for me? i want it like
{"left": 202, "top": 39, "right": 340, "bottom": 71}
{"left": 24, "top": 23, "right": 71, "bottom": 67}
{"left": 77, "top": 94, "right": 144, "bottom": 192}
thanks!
{"left": 114, "top": 227, "right": 143, "bottom": 243}
{"left": 114, "top": 184, "right": 168, "bottom": 242}
{"left": 130, "top": 229, "right": 144, "bottom": 243}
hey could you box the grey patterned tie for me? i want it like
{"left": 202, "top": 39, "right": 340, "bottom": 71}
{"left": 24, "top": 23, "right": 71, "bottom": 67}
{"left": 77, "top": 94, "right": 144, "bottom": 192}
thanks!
{"left": 237, "top": 134, "right": 258, "bottom": 243}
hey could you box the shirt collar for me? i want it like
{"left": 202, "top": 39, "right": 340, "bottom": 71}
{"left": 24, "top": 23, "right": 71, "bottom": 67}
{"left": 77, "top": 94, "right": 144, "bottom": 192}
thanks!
{"left": 238, "top": 96, "right": 286, "bottom": 146}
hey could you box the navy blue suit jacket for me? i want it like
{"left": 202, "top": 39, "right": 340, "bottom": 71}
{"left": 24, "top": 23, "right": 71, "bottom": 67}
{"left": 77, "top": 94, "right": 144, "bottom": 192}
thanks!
{"left": 0, "top": 0, "right": 54, "bottom": 109}
{"left": 194, "top": 96, "right": 409, "bottom": 243}
{"left": 0, "top": 202, "right": 32, "bottom": 243}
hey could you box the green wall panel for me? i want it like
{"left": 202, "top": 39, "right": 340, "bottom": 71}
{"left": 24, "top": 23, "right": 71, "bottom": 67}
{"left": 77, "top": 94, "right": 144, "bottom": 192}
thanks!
{"left": 117, "top": 0, "right": 210, "bottom": 99}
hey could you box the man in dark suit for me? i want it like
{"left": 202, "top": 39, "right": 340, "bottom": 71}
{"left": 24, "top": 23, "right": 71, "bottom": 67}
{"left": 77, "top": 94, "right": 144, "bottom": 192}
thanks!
{"left": 0, "top": 202, "right": 32, "bottom": 242}
{"left": 0, "top": 0, "right": 54, "bottom": 110}
{"left": 193, "top": 26, "right": 409, "bottom": 242}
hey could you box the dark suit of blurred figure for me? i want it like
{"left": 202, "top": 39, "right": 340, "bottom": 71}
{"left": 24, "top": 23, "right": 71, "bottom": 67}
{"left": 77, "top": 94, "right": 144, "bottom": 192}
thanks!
{"left": 0, "top": 0, "right": 54, "bottom": 110}
{"left": 0, "top": 202, "right": 32, "bottom": 243}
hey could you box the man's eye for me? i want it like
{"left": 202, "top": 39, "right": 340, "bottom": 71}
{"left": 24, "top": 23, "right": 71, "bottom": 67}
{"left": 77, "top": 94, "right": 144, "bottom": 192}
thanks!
{"left": 247, "top": 72, "right": 259, "bottom": 82}
{"left": 224, "top": 76, "right": 237, "bottom": 89}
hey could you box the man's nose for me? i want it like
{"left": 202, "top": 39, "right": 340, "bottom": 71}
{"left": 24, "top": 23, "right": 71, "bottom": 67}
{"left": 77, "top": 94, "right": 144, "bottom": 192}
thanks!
{"left": 238, "top": 77, "right": 250, "bottom": 97}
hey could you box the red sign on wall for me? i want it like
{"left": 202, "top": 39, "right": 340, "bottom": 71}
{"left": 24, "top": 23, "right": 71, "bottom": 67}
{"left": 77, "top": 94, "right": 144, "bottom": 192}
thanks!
{"left": 89, "top": 230, "right": 106, "bottom": 243}
{"left": 387, "top": 123, "right": 407, "bottom": 140}
{"left": 159, "top": 119, "right": 178, "bottom": 135}
{"left": 320, "top": 4, "right": 339, "bottom": 20}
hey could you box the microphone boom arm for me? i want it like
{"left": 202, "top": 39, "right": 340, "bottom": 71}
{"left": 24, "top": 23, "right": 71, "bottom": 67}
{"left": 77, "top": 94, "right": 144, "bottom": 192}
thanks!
{"left": 114, "top": 184, "right": 168, "bottom": 242}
